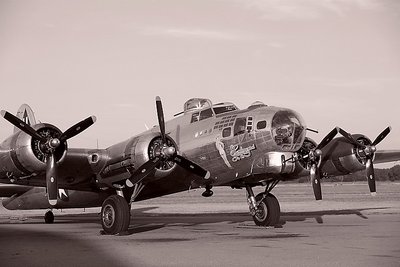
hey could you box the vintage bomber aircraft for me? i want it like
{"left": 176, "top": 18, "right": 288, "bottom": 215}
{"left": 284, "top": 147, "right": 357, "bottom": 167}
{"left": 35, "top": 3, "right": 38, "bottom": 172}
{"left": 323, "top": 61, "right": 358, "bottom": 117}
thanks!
{"left": 1, "top": 98, "right": 400, "bottom": 234}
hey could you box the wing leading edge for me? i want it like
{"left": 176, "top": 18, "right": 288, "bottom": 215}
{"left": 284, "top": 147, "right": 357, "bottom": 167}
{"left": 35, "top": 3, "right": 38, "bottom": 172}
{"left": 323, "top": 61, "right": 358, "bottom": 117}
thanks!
{"left": 373, "top": 150, "right": 400, "bottom": 164}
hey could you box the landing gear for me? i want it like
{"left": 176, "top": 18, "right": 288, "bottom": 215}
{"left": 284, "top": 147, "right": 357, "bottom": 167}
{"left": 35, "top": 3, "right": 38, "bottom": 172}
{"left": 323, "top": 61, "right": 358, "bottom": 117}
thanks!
{"left": 101, "top": 195, "right": 130, "bottom": 235}
{"left": 44, "top": 210, "right": 54, "bottom": 224}
{"left": 245, "top": 184, "right": 281, "bottom": 227}
{"left": 252, "top": 193, "right": 280, "bottom": 226}
{"left": 202, "top": 184, "right": 214, "bottom": 197}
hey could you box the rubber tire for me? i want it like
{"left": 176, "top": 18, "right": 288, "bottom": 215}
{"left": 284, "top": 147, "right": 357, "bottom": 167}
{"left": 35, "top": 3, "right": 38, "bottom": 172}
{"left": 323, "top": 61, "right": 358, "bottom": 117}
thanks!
{"left": 101, "top": 195, "right": 130, "bottom": 235}
{"left": 44, "top": 211, "right": 54, "bottom": 224}
{"left": 252, "top": 193, "right": 280, "bottom": 226}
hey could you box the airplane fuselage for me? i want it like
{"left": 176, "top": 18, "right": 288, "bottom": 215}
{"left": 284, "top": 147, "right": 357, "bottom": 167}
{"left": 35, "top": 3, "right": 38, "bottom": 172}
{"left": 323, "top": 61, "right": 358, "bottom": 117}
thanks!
{"left": 0, "top": 99, "right": 380, "bottom": 210}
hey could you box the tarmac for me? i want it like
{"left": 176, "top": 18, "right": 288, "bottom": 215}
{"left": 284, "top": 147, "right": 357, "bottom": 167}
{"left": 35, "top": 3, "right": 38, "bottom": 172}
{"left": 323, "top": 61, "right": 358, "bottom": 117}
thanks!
{"left": 0, "top": 183, "right": 399, "bottom": 267}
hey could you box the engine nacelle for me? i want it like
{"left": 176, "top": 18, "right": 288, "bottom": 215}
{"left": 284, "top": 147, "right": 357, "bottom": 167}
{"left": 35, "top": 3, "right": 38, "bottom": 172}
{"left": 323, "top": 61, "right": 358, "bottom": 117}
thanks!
{"left": 0, "top": 123, "right": 67, "bottom": 177}
{"left": 320, "top": 134, "right": 371, "bottom": 176}
{"left": 98, "top": 132, "right": 177, "bottom": 186}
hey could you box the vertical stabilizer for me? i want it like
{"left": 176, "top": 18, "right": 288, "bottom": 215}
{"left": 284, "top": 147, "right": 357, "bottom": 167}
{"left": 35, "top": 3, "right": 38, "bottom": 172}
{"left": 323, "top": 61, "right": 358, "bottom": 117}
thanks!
{"left": 14, "top": 104, "right": 37, "bottom": 133}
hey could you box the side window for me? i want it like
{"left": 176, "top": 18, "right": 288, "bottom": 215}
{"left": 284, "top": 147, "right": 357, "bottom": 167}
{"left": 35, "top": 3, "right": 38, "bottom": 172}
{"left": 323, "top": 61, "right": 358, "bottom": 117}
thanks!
{"left": 199, "top": 108, "right": 213, "bottom": 121}
{"left": 191, "top": 112, "right": 200, "bottom": 123}
{"left": 246, "top": 116, "right": 253, "bottom": 132}
{"left": 234, "top": 117, "right": 246, "bottom": 136}
{"left": 257, "top": 120, "right": 267, "bottom": 130}
{"left": 222, "top": 127, "right": 232, "bottom": 138}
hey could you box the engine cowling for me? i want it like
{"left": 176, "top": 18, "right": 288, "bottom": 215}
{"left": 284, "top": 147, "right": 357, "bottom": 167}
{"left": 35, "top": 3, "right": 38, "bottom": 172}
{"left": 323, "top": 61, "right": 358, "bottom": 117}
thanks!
{"left": 319, "top": 134, "right": 372, "bottom": 176}
{"left": 297, "top": 137, "right": 317, "bottom": 170}
{"left": 99, "top": 133, "right": 178, "bottom": 186}
{"left": 0, "top": 123, "right": 67, "bottom": 177}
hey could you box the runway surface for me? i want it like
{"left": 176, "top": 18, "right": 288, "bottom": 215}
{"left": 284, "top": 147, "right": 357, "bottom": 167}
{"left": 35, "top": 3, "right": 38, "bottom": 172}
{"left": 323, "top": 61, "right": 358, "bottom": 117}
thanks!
{"left": 1, "top": 183, "right": 399, "bottom": 267}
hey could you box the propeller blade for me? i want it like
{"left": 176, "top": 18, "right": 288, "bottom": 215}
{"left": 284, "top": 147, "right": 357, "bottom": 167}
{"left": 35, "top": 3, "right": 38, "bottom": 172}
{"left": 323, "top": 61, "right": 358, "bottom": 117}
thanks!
{"left": 60, "top": 116, "right": 96, "bottom": 142}
{"left": 1, "top": 110, "right": 46, "bottom": 142}
{"left": 366, "top": 158, "right": 376, "bottom": 194}
{"left": 316, "top": 127, "right": 339, "bottom": 150}
{"left": 372, "top": 126, "right": 391, "bottom": 146}
{"left": 337, "top": 127, "right": 365, "bottom": 148}
{"left": 126, "top": 157, "right": 161, "bottom": 187}
{"left": 310, "top": 163, "right": 322, "bottom": 200}
{"left": 173, "top": 155, "right": 210, "bottom": 179}
{"left": 46, "top": 154, "right": 58, "bottom": 206}
{"left": 156, "top": 96, "right": 166, "bottom": 144}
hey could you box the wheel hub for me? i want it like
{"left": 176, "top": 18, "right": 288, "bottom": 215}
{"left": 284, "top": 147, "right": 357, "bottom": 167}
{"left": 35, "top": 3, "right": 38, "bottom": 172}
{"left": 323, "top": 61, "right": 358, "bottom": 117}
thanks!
{"left": 102, "top": 204, "right": 115, "bottom": 228}
{"left": 255, "top": 202, "right": 267, "bottom": 221}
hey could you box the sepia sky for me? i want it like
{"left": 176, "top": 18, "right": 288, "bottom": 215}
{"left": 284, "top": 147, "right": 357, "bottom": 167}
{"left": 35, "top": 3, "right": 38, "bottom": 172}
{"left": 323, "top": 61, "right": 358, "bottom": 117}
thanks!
{"left": 0, "top": 0, "right": 399, "bottom": 166}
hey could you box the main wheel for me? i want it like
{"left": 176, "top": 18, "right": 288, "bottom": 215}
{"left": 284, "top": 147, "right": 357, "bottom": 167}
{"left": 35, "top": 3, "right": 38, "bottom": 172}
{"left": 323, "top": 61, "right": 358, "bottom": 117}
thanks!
{"left": 252, "top": 193, "right": 280, "bottom": 226}
{"left": 101, "top": 195, "right": 130, "bottom": 235}
{"left": 44, "top": 210, "right": 54, "bottom": 224}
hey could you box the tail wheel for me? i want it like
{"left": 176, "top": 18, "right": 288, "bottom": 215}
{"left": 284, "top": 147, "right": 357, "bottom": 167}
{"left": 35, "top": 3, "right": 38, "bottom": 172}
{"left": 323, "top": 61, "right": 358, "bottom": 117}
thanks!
{"left": 101, "top": 195, "right": 130, "bottom": 235}
{"left": 44, "top": 210, "right": 54, "bottom": 224}
{"left": 252, "top": 193, "right": 280, "bottom": 226}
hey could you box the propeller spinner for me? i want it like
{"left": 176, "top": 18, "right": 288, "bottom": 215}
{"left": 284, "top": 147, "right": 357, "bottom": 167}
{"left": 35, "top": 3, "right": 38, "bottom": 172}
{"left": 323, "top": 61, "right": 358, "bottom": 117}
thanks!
{"left": 1, "top": 110, "right": 96, "bottom": 206}
{"left": 126, "top": 97, "right": 210, "bottom": 187}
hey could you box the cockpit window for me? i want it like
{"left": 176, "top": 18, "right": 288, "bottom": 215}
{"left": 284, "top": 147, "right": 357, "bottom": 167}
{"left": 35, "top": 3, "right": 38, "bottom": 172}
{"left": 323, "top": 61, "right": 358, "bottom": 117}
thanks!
{"left": 213, "top": 105, "right": 237, "bottom": 115}
{"left": 271, "top": 110, "right": 306, "bottom": 151}
{"left": 191, "top": 112, "right": 200, "bottom": 123}
{"left": 234, "top": 117, "right": 246, "bottom": 136}
{"left": 199, "top": 108, "right": 213, "bottom": 121}
{"left": 191, "top": 108, "right": 214, "bottom": 123}
{"left": 222, "top": 127, "right": 231, "bottom": 138}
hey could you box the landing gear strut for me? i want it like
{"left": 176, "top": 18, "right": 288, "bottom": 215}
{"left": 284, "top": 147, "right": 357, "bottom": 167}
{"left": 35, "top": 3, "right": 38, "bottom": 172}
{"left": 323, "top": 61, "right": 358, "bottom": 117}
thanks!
{"left": 100, "top": 195, "right": 130, "bottom": 235}
{"left": 245, "top": 184, "right": 280, "bottom": 226}
{"left": 44, "top": 210, "right": 54, "bottom": 224}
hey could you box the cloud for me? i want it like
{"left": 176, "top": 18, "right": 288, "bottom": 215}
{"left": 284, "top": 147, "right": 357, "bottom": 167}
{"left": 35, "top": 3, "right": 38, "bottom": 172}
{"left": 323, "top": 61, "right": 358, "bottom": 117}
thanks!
{"left": 233, "top": 0, "right": 382, "bottom": 21}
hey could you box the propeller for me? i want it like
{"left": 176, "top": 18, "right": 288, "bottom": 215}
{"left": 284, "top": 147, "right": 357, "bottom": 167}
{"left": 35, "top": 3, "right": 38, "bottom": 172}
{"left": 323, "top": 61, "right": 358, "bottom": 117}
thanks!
{"left": 306, "top": 127, "right": 340, "bottom": 200}
{"left": 126, "top": 96, "right": 210, "bottom": 187}
{"left": 336, "top": 126, "right": 391, "bottom": 195}
{"left": 1, "top": 110, "right": 47, "bottom": 142}
{"left": 1, "top": 110, "right": 96, "bottom": 206}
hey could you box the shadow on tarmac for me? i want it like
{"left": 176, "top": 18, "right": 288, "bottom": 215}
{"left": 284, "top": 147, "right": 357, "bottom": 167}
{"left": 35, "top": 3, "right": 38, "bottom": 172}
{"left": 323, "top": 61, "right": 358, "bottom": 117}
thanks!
{"left": 1, "top": 206, "right": 389, "bottom": 235}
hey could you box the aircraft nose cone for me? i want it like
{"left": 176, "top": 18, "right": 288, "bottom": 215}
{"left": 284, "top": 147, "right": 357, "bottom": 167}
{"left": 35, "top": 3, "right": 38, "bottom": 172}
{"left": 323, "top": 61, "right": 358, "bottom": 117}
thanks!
{"left": 271, "top": 109, "right": 306, "bottom": 151}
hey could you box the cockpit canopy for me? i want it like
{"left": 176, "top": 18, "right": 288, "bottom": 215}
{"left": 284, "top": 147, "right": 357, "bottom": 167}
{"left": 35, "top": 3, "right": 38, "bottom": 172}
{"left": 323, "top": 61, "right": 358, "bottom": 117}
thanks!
{"left": 184, "top": 98, "right": 212, "bottom": 112}
{"left": 183, "top": 98, "right": 239, "bottom": 123}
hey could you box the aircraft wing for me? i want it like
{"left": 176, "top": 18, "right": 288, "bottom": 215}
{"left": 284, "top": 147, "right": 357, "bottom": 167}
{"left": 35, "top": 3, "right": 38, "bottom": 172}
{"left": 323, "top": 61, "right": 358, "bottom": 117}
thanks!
{"left": 373, "top": 150, "right": 400, "bottom": 164}
{"left": 56, "top": 148, "right": 106, "bottom": 190}
{"left": 0, "top": 184, "right": 33, "bottom": 197}
{"left": 0, "top": 148, "right": 106, "bottom": 192}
